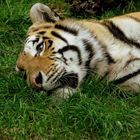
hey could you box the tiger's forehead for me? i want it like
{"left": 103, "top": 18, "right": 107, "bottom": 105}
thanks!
{"left": 27, "top": 22, "right": 54, "bottom": 35}
{"left": 27, "top": 19, "right": 80, "bottom": 36}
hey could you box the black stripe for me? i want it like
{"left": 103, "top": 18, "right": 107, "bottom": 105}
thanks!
{"left": 52, "top": 69, "right": 64, "bottom": 82}
{"left": 45, "top": 68, "right": 53, "bottom": 75}
{"left": 51, "top": 31, "right": 68, "bottom": 44}
{"left": 112, "top": 69, "right": 140, "bottom": 84}
{"left": 105, "top": 52, "right": 115, "bottom": 64}
{"left": 31, "top": 38, "right": 39, "bottom": 45}
{"left": 101, "top": 44, "right": 115, "bottom": 64}
{"left": 47, "top": 70, "right": 58, "bottom": 82}
{"left": 102, "top": 20, "right": 140, "bottom": 49}
{"left": 53, "top": 56, "right": 67, "bottom": 65}
{"left": 37, "top": 31, "right": 46, "bottom": 35}
{"left": 41, "top": 25, "right": 52, "bottom": 29}
{"left": 58, "top": 45, "right": 82, "bottom": 65}
{"left": 83, "top": 39, "right": 94, "bottom": 67}
{"left": 43, "top": 36, "right": 50, "bottom": 40}
{"left": 47, "top": 65, "right": 58, "bottom": 81}
{"left": 48, "top": 40, "right": 53, "bottom": 48}
{"left": 55, "top": 24, "right": 78, "bottom": 36}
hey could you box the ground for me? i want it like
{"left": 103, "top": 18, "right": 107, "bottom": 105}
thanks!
{"left": 0, "top": 0, "right": 140, "bottom": 139}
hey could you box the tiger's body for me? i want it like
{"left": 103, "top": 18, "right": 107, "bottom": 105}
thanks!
{"left": 16, "top": 3, "right": 140, "bottom": 98}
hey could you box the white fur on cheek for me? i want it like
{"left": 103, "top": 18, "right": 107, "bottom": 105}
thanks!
{"left": 24, "top": 42, "right": 37, "bottom": 56}
{"left": 63, "top": 50, "right": 79, "bottom": 64}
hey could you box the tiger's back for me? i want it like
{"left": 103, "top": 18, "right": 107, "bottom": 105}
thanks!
{"left": 16, "top": 3, "right": 140, "bottom": 97}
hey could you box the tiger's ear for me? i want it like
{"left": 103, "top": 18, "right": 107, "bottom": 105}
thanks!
{"left": 30, "top": 3, "right": 63, "bottom": 23}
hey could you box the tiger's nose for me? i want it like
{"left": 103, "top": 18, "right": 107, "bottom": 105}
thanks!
{"left": 32, "top": 72, "right": 43, "bottom": 90}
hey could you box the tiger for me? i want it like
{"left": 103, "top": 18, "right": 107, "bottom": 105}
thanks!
{"left": 16, "top": 3, "right": 140, "bottom": 98}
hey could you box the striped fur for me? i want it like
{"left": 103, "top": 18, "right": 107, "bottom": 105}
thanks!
{"left": 16, "top": 3, "right": 140, "bottom": 98}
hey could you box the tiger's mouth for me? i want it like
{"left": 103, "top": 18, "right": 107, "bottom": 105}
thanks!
{"left": 24, "top": 72, "right": 43, "bottom": 91}
{"left": 25, "top": 71, "right": 79, "bottom": 92}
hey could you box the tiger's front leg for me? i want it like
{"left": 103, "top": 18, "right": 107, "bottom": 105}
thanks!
{"left": 109, "top": 58, "right": 140, "bottom": 92}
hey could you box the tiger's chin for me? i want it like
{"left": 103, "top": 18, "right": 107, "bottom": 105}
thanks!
{"left": 31, "top": 71, "right": 79, "bottom": 99}
{"left": 47, "top": 87, "right": 78, "bottom": 99}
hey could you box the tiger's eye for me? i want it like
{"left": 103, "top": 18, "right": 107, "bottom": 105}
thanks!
{"left": 36, "top": 46, "right": 43, "bottom": 52}
{"left": 36, "top": 42, "right": 44, "bottom": 52}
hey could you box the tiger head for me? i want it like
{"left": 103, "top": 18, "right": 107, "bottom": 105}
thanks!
{"left": 16, "top": 3, "right": 90, "bottom": 95}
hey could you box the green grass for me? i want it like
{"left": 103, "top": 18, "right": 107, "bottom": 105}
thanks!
{"left": 0, "top": 0, "right": 140, "bottom": 139}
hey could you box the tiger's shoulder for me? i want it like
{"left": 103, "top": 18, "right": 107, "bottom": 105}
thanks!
{"left": 110, "top": 12, "right": 140, "bottom": 21}
{"left": 80, "top": 11, "right": 140, "bottom": 31}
